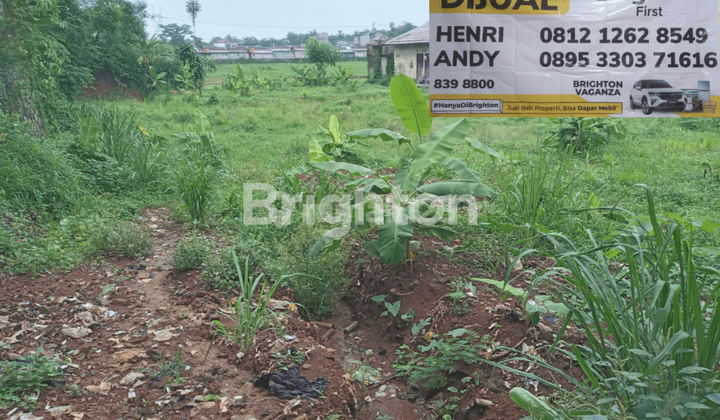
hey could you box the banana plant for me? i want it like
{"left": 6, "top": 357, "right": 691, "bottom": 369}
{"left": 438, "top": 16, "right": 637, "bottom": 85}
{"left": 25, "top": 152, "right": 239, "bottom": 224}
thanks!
{"left": 78, "top": 116, "right": 99, "bottom": 152}
{"left": 173, "top": 110, "right": 222, "bottom": 168}
{"left": 147, "top": 66, "right": 166, "bottom": 93}
{"left": 308, "top": 115, "right": 370, "bottom": 162}
{"left": 307, "top": 74, "right": 499, "bottom": 265}
{"left": 174, "top": 63, "right": 196, "bottom": 92}
{"left": 223, "top": 65, "right": 253, "bottom": 97}
{"left": 250, "top": 68, "right": 270, "bottom": 90}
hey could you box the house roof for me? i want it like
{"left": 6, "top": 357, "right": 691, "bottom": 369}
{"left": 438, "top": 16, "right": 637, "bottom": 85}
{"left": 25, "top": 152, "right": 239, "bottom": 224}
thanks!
{"left": 215, "top": 38, "right": 234, "bottom": 43}
{"left": 383, "top": 23, "right": 429, "bottom": 45}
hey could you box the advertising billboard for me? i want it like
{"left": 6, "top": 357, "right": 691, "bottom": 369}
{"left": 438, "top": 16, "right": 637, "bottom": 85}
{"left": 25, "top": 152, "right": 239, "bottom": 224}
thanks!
{"left": 429, "top": 0, "right": 720, "bottom": 117}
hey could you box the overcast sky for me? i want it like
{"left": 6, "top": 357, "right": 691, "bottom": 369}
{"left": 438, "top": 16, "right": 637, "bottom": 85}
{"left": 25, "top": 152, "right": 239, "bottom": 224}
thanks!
{"left": 144, "top": 0, "right": 429, "bottom": 41}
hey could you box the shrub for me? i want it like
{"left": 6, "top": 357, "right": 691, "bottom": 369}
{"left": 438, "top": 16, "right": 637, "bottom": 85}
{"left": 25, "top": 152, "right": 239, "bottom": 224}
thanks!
{"left": 174, "top": 160, "right": 218, "bottom": 224}
{"left": 170, "top": 236, "right": 210, "bottom": 271}
{"left": 0, "top": 113, "right": 85, "bottom": 219}
{"left": 540, "top": 117, "right": 628, "bottom": 153}
{"left": 202, "top": 241, "right": 265, "bottom": 291}
{"left": 271, "top": 223, "right": 349, "bottom": 319}
{"left": 72, "top": 105, "right": 168, "bottom": 192}
{"left": 86, "top": 220, "right": 152, "bottom": 258}
{"left": 173, "top": 110, "right": 223, "bottom": 224}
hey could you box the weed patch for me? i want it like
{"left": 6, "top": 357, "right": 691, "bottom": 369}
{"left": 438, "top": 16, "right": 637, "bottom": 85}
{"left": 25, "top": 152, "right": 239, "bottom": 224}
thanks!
{"left": 86, "top": 220, "right": 152, "bottom": 258}
{"left": 0, "top": 350, "right": 64, "bottom": 411}
{"left": 170, "top": 236, "right": 211, "bottom": 271}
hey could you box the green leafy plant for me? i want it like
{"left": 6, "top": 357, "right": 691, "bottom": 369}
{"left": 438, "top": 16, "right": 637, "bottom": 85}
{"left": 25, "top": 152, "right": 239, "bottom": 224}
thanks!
{"left": 76, "top": 107, "right": 167, "bottom": 188}
{"left": 269, "top": 224, "right": 349, "bottom": 319}
{"left": 146, "top": 350, "right": 187, "bottom": 385}
{"left": 128, "top": 128, "right": 168, "bottom": 185}
{"left": 173, "top": 110, "right": 223, "bottom": 223}
{"left": 146, "top": 66, "right": 167, "bottom": 96}
{"left": 176, "top": 43, "right": 206, "bottom": 94}
{"left": 411, "top": 317, "right": 432, "bottom": 336}
{"left": 322, "top": 410, "right": 342, "bottom": 420}
{"left": 384, "top": 300, "right": 401, "bottom": 318}
{"left": 174, "top": 62, "right": 196, "bottom": 92}
{"left": 446, "top": 278, "right": 476, "bottom": 315}
{"left": 540, "top": 117, "right": 628, "bottom": 153}
{"left": 504, "top": 148, "right": 579, "bottom": 239}
{"left": 249, "top": 68, "right": 271, "bottom": 90}
{"left": 308, "top": 76, "right": 499, "bottom": 266}
{"left": 394, "top": 329, "right": 487, "bottom": 389}
{"left": 170, "top": 236, "right": 210, "bottom": 271}
{"left": 401, "top": 307, "right": 415, "bottom": 321}
{"left": 390, "top": 73, "right": 431, "bottom": 143}
{"left": 94, "top": 107, "right": 142, "bottom": 164}
{"left": 210, "top": 251, "right": 294, "bottom": 352}
{"left": 332, "top": 66, "right": 356, "bottom": 88}
{"left": 202, "top": 242, "right": 262, "bottom": 291}
{"left": 349, "top": 360, "right": 380, "bottom": 386}
{"left": 509, "top": 387, "right": 560, "bottom": 420}
{"left": 0, "top": 113, "right": 85, "bottom": 219}
{"left": 86, "top": 220, "right": 152, "bottom": 258}
{"left": 308, "top": 115, "right": 367, "bottom": 163}
{"left": 371, "top": 294, "right": 402, "bottom": 318}
{"left": 271, "top": 348, "right": 306, "bottom": 370}
{"left": 290, "top": 65, "right": 323, "bottom": 87}
{"left": 305, "top": 38, "right": 343, "bottom": 83}
{"left": 223, "top": 65, "right": 253, "bottom": 97}
{"left": 0, "top": 350, "right": 64, "bottom": 411}
{"left": 64, "top": 383, "right": 83, "bottom": 397}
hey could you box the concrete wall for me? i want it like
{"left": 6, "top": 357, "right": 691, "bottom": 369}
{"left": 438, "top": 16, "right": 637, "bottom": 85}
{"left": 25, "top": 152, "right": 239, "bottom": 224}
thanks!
{"left": 393, "top": 44, "right": 429, "bottom": 80}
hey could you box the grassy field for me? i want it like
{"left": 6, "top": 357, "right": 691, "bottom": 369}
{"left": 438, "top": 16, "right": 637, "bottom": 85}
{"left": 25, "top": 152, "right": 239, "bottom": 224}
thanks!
{"left": 205, "top": 60, "right": 369, "bottom": 84}
{"left": 4, "top": 61, "right": 720, "bottom": 419}
{"left": 5, "top": 62, "right": 720, "bottom": 276}
{"left": 122, "top": 74, "right": 720, "bottom": 243}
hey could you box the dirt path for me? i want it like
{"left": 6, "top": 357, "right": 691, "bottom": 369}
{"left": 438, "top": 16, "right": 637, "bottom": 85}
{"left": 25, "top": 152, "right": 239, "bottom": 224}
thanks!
{"left": 1, "top": 208, "right": 579, "bottom": 420}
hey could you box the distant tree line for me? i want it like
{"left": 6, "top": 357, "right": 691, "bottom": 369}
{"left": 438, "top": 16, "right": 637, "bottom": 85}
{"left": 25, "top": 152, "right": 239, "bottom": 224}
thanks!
{"left": 195, "top": 21, "right": 418, "bottom": 47}
{"left": 0, "top": 0, "right": 416, "bottom": 132}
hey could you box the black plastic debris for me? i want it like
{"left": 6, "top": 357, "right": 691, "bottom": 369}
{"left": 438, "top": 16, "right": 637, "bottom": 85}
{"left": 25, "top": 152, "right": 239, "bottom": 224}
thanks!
{"left": 45, "top": 380, "right": 65, "bottom": 387}
{"left": 424, "top": 388, "right": 441, "bottom": 401}
{"left": 254, "top": 365, "right": 328, "bottom": 399}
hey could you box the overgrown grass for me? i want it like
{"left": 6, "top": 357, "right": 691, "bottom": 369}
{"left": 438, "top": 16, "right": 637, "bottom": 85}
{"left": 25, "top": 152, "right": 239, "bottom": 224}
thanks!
{"left": 170, "top": 236, "right": 210, "bottom": 271}
{"left": 268, "top": 223, "right": 350, "bottom": 319}
{"left": 86, "top": 220, "right": 153, "bottom": 258}
{"left": 494, "top": 187, "right": 720, "bottom": 419}
{"left": 210, "top": 251, "right": 291, "bottom": 352}
{"left": 2, "top": 61, "right": 720, "bottom": 309}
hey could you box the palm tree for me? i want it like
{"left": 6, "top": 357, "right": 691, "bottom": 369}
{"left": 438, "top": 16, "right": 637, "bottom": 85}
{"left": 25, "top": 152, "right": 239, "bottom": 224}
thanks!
{"left": 185, "top": 0, "right": 201, "bottom": 38}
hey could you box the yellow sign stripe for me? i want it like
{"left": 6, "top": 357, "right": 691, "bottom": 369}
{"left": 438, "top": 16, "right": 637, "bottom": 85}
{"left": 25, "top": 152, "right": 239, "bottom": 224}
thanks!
{"left": 430, "top": 0, "right": 569, "bottom": 15}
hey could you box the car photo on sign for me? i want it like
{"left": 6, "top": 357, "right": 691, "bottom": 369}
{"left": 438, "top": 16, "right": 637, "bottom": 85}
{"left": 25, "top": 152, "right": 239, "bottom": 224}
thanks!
{"left": 629, "top": 79, "right": 685, "bottom": 115}
{"left": 628, "top": 79, "right": 710, "bottom": 115}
